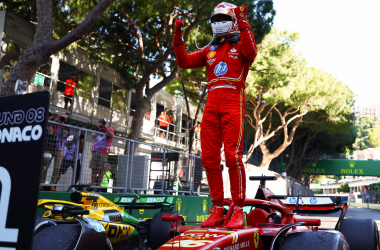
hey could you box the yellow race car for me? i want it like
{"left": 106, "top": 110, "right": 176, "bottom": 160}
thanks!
{"left": 34, "top": 190, "right": 178, "bottom": 250}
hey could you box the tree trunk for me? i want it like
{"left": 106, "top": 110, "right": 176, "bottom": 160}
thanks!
{"left": 0, "top": 44, "right": 49, "bottom": 96}
{"left": 259, "top": 143, "right": 274, "bottom": 169}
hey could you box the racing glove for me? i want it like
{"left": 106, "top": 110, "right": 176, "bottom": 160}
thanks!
{"left": 234, "top": 6, "right": 251, "bottom": 30}
{"left": 173, "top": 20, "right": 186, "bottom": 45}
{"left": 174, "top": 20, "right": 186, "bottom": 35}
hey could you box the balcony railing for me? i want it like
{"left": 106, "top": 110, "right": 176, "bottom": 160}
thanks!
{"left": 23, "top": 71, "right": 199, "bottom": 151}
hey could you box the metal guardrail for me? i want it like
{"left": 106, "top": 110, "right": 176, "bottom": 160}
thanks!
{"left": 41, "top": 121, "right": 208, "bottom": 195}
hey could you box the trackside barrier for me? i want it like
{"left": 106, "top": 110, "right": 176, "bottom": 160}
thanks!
{"left": 349, "top": 203, "right": 380, "bottom": 210}
{"left": 287, "top": 177, "right": 314, "bottom": 197}
{"left": 41, "top": 121, "right": 208, "bottom": 195}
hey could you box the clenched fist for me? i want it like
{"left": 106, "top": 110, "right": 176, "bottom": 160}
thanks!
{"left": 175, "top": 20, "right": 186, "bottom": 34}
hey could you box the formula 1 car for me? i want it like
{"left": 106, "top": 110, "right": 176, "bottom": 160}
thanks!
{"left": 34, "top": 188, "right": 178, "bottom": 250}
{"left": 159, "top": 176, "right": 380, "bottom": 250}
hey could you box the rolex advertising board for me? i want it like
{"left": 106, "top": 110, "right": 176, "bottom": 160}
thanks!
{"left": 0, "top": 91, "right": 49, "bottom": 249}
{"left": 303, "top": 160, "right": 380, "bottom": 176}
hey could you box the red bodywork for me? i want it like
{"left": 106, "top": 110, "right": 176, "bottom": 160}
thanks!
{"left": 159, "top": 185, "right": 344, "bottom": 250}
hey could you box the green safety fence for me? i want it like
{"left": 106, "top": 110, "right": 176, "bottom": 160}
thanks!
{"left": 38, "top": 192, "right": 213, "bottom": 222}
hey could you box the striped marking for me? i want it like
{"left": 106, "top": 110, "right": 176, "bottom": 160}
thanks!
{"left": 208, "top": 67, "right": 244, "bottom": 85}
{"left": 232, "top": 231, "right": 239, "bottom": 244}
{"left": 234, "top": 89, "right": 244, "bottom": 199}
{"left": 185, "top": 230, "right": 239, "bottom": 244}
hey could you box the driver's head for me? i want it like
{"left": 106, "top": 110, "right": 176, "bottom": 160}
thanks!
{"left": 210, "top": 2, "right": 238, "bottom": 38}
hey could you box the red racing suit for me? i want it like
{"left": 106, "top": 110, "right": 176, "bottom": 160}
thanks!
{"left": 173, "top": 16, "right": 257, "bottom": 207}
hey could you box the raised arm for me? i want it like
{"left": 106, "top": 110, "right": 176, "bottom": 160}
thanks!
{"left": 234, "top": 6, "right": 258, "bottom": 62}
{"left": 173, "top": 20, "right": 207, "bottom": 69}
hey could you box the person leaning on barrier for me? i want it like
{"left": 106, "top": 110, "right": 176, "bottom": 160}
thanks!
{"left": 158, "top": 111, "right": 170, "bottom": 138}
{"left": 90, "top": 119, "right": 114, "bottom": 186}
{"left": 50, "top": 113, "right": 69, "bottom": 190}
{"left": 64, "top": 74, "right": 78, "bottom": 110}
{"left": 57, "top": 131, "right": 84, "bottom": 185}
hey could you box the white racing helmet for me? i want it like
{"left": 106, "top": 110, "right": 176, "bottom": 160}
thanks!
{"left": 210, "top": 2, "right": 239, "bottom": 38}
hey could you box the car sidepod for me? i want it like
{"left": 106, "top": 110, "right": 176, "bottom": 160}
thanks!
{"left": 279, "top": 231, "right": 349, "bottom": 250}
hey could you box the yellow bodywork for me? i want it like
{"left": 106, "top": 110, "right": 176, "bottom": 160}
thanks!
{"left": 37, "top": 192, "right": 135, "bottom": 243}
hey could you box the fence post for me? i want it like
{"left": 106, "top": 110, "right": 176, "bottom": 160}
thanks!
{"left": 78, "top": 130, "right": 87, "bottom": 185}
{"left": 109, "top": 102, "right": 113, "bottom": 128}
{"left": 128, "top": 141, "right": 135, "bottom": 193}
{"left": 123, "top": 140, "right": 130, "bottom": 193}
{"left": 190, "top": 156, "right": 195, "bottom": 195}
{"left": 161, "top": 149, "right": 167, "bottom": 194}
{"left": 71, "top": 128, "right": 82, "bottom": 187}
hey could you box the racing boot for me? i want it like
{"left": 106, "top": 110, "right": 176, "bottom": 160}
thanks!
{"left": 226, "top": 206, "right": 244, "bottom": 229}
{"left": 201, "top": 206, "right": 224, "bottom": 227}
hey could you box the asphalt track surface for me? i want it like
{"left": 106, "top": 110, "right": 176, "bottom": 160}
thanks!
{"left": 303, "top": 207, "right": 380, "bottom": 229}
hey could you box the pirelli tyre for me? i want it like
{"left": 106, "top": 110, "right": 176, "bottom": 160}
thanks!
{"left": 33, "top": 220, "right": 113, "bottom": 250}
{"left": 33, "top": 224, "right": 82, "bottom": 250}
{"left": 34, "top": 217, "right": 57, "bottom": 235}
{"left": 338, "top": 218, "right": 379, "bottom": 250}
{"left": 279, "top": 231, "right": 349, "bottom": 250}
{"left": 148, "top": 212, "right": 182, "bottom": 250}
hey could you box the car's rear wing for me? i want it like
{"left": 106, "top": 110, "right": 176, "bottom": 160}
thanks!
{"left": 114, "top": 195, "right": 176, "bottom": 214}
{"left": 281, "top": 196, "right": 348, "bottom": 214}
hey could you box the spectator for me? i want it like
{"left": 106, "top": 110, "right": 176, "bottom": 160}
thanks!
{"left": 158, "top": 111, "right": 170, "bottom": 138}
{"left": 90, "top": 119, "right": 114, "bottom": 186}
{"left": 194, "top": 122, "right": 201, "bottom": 147}
{"left": 99, "top": 162, "right": 113, "bottom": 192}
{"left": 41, "top": 110, "right": 56, "bottom": 190}
{"left": 50, "top": 113, "right": 69, "bottom": 190}
{"left": 64, "top": 74, "right": 78, "bottom": 110}
{"left": 57, "top": 131, "right": 84, "bottom": 184}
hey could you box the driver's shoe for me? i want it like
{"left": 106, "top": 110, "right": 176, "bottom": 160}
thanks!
{"left": 201, "top": 206, "right": 224, "bottom": 227}
{"left": 226, "top": 206, "right": 244, "bottom": 229}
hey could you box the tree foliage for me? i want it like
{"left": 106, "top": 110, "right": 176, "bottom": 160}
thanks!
{"left": 367, "top": 126, "right": 380, "bottom": 148}
{"left": 338, "top": 182, "right": 350, "bottom": 193}
{"left": 244, "top": 29, "right": 354, "bottom": 168}
{"left": 354, "top": 116, "right": 380, "bottom": 149}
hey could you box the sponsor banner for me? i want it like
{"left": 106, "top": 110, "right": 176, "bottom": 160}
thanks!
{"left": 303, "top": 160, "right": 380, "bottom": 176}
{"left": 0, "top": 91, "right": 49, "bottom": 249}
{"left": 118, "top": 196, "right": 173, "bottom": 204}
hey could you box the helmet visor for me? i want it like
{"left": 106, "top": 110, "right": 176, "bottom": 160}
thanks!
{"left": 211, "top": 14, "right": 233, "bottom": 23}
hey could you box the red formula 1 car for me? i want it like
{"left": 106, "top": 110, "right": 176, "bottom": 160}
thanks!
{"left": 159, "top": 176, "right": 379, "bottom": 250}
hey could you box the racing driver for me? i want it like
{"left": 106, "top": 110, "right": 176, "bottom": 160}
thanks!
{"left": 173, "top": 2, "right": 257, "bottom": 228}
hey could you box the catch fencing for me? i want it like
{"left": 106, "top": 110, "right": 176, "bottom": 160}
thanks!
{"left": 41, "top": 121, "right": 311, "bottom": 197}
{"left": 41, "top": 121, "right": 207, "bottom": 195}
